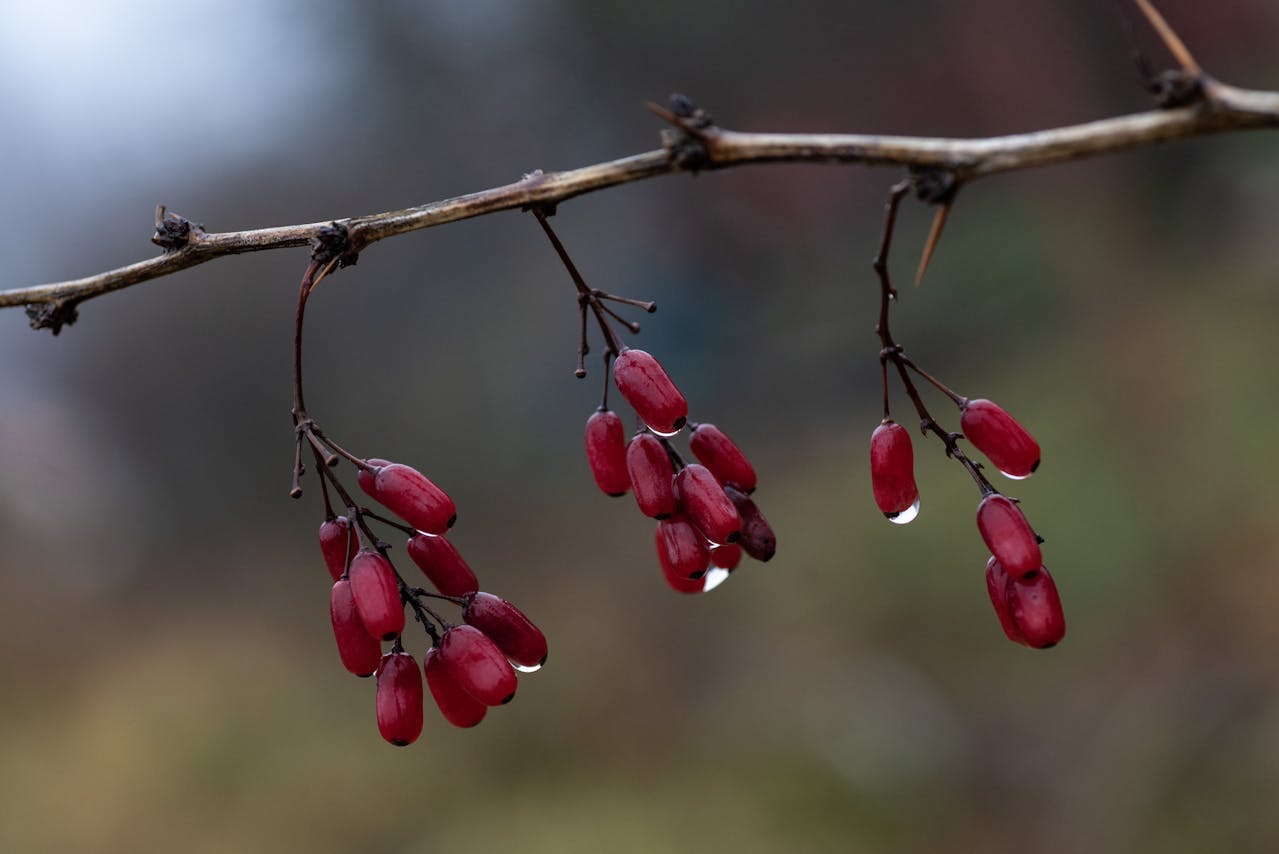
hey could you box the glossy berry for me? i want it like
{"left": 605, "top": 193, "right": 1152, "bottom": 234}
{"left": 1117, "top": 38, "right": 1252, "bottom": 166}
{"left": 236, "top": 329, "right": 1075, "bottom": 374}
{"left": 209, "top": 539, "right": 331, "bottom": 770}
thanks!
{"left": 656, "top": 515, "right": 710, "bottom": 579}
{"left": 348, "top": 550, "right": 405, "bottom": 641}
{"left": 613, "top": 348, "right": 688, "bottom": 435}
{"left": 439, "top": 625, "right": 518, "bottom": 706}
{"left": 674, "top": 464, "right": 742, "bottom": 545}
{"left": 424, "top": 647, "right": 487, "bottom": 728}
{"left": 710, "top": 543, "right": 742, "bottom": 571}
{"left": 626, "top": 433, "right": 677, "bottom": 519}
{"left": 329, "top": 579, "right": 382, "bottom": 677}
{"left": 318, "top": 516, "right": 360, "bottom": 581}
{"left": 376, "top": 651, "right": 424, "bottom": 746}
{"left": 869, "top": 420, "right": 919, "bottom": 519}
{"left": 369, "top": 462, "right": 457, "bottom": 535}
{"left": 406, "top": 533, "right": 479, "bottom": 597}
{"left": 724, "top": 486, "right": 776, "bottom": 562}
{"left": 689, "top": 423, "right": 757, "bottom": 493}
{"left": 356, "top": 457, "right": 391, "bottom": 499}
{"left": 961, "top": 399, "right": 1040, "bottom": 479}
{"left": 984, "top": 557, "right": 1025, "bottom": 645}
{"left": 463, "top": 592, "right": 548, "bottom": 669}
{"left": 1007, "top": 566, "right": 1066, "bottom": 649}
{"left": 660, "top": 555, "right": 707, "bottom": 594}
{"left": 584, "top": 409, "right": 631, "bottom": 496}
{"left": 976, "top": 494, "right": 1042, "bottom": 577}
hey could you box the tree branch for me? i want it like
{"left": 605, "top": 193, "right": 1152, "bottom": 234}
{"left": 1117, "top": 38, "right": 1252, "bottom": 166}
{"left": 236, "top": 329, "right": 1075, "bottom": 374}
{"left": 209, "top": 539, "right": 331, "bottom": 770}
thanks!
{"left": 2, "top": 78, "right": 1276, "bottom": 322}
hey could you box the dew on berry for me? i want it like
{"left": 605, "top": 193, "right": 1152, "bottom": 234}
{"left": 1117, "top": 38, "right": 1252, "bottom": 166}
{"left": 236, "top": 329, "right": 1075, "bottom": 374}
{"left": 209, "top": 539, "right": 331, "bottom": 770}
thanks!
{"left": 870, "top": 420, "right": 920, "bottom": 520}
{"left": 886, "top": 497, "right": 921, "bottom": 525}
{"left": 462, "top": 592, "right": 548, "bottom": 670}
{"left": 612, "top": 348, "right": 688, "bottom": 435}
{"left": 701, "top": 566, "right": 731, "bottom": 592}
{"left": 960, "top": 398, "right": 1041, "bottom": 480}
{"left": 511, "top": 661, "right": 543, "bottom": 674}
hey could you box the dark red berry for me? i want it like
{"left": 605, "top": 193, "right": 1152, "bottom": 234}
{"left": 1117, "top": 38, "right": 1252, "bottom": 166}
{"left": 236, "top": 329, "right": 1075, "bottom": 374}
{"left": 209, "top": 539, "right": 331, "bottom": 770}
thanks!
{"left": 357, "top": 457, "right": 391, "bottom": 500}
{"left": 976, "top": 494, "right": 1041, "bottom": 577}
{"left": 674, "top": 464, "right": 742, "bottom": 545}
{"left": 984, "top": 557, "right": 1026, "bottom": 646}
{"left": 348, "top": 550, "right": 405, "bottom": 641}
{"left": 724, "top": 486, "right": 776, "bottom": 562}
{"left": 584, "top": 409, "right": 631, "bottom": 496}
{"left": 376, "top": 651, "right": 424, "bottom": 746}
{"left": 869, "top": 420, "right": 919, "bottom": 520}
{"left": 961, "top": 399, "right": 1040, "bottom": 479}
{"left": 710, "top": 544, "right": 742, "bottom": 571}
{"left": 660, "top": 556, "right": 707, "bottom": 594}
{"left": 612, "top": 349, "right": 688, "bottom": 435}
{"left": 371, "top": 462, "right": 457, "bottom": 534}
{"left": 330, "top": 579, "right": 383, "bottom": 677}
{"left": 406, "top": 533, "right": 479, "bottom": 597}
{"left": 424, "top": 647, "right": 487, "bottom": 728}
{"left": 689, "top": 423, "right": 757, "bottom": 493}
{"left": 319, "top": 516, "right": 359, "bottom": 581}
{"left": 439, "top": 625, "right": 518, "bottom": 706}
{"left": 626, "top": 433, "right": 677, "bottom": 519}
{"left": 656, "top": 515, "right": 710, "bottom": 579}
{"left": 1007, "top": 567, "right": 1066, "bottom": 649}
{"left": 463, "top": 592, "right": 548, "bottom": 669}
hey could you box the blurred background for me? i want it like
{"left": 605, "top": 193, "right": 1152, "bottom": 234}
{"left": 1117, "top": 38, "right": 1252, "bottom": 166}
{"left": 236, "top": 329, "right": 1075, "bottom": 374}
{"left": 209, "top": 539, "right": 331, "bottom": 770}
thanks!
{"left": 1, "top": 1, "right": 1278, "bottom": 851}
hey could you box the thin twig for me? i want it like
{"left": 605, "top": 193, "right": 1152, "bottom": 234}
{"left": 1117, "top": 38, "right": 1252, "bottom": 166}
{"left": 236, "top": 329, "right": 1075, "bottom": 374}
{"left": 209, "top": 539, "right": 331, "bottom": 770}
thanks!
{"left": 1, "top": 80, "right": 1275, "bottom": 316}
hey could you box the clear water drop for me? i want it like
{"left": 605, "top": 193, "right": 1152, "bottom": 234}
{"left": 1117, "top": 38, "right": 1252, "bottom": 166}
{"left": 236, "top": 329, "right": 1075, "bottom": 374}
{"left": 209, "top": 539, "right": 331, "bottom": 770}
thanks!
{"left": 702, "top": 566, "right": 731, "bottom": 593}
{"left": 647, "top": 424, "right": 683, "bottom": 438}
{"left": 511, "top": 661, "right": 542, "bottom": 673}
{"left": 998, "top": 470, "right": 1031, "bottom": 481}
{"left": 886, "top": 498, "right": 921, "bottom": 525}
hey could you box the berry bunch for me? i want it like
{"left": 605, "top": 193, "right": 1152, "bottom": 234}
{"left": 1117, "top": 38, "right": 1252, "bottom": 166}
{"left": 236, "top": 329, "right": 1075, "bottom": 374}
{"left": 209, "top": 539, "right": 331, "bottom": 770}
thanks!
{"left": 585, "top": 350, "right": 777, "bottom": 594}
{"left": 290, "top": 249, "right": 545, "bottom": 746}
{"left": 528, "top": 207, "right": 778, "bottom": 593}
{"left": 868, "top": 181, "right": 1065, "bottom": 649}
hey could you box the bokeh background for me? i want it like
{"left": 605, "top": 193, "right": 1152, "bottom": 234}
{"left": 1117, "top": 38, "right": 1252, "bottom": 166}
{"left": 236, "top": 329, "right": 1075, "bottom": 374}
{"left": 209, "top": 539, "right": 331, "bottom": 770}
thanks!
{"left": 2, "top": 1, "right": 1278, "bottom": 851}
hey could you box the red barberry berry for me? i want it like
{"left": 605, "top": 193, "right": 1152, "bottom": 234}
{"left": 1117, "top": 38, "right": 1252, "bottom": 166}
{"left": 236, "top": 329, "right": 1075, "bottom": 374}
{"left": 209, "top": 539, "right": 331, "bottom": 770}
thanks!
{"left": 674, "top": 464, "right": 742, "bottom": 545}
{"left": 329, "top": 578, "right": 383, "bottom": 677}
{"left": 976, "top": 494, "right": 1042, "bottom": 577}
{"left": 724, "top": 486, "right": 776, "bottom": 562}
{"left": 626, "top": 432, "right": 678, "bottom": 519}
{"left": 424, "top": 647, "right": 487, "bottom": 728}
{"left": 613, "top": 348, "right": 688, "bottom": 435}
{"left": 463, "top": 592, "right": 548, "bottom": 671}
{"left": 961, "top": 399, "right": 1040, "bottom": 479}
{"left": 710, "top": 543, "right": 742, "bottom": 571}
{"left": 584, "top": 409, "right": 631, "bottom": 497}
{"left": 660, "top": 555, "right": 707, "bottom": 594}
{"left": 984, "top": 557, "right": 1025, "bottom": 646}
{"left": 319, "top": 515, "right": 359, "bottom": 581}
{"left": 348, "top": 550, "right": 405, "bottom": 641}
{"left": 869, "top": 420, "right": 920, "bottom": 523}
{"left": 439, "top": 625, "right": 518, "bottom": 706}
{"left": 689, "top": 423, "right": 757, "bottom": 493}
{"left": 655, "top": 515, "right": 710, "bottom": 580}
{"left": 368, "top": 462, "right": 457, "bottom": 535}
{"left": 406, "top": 533, "right": 479, "bottom": 597}
{"left": 356, "top": 457, "right": 391, "bottom": 499}
{"left": 376, "top": 651, "right": 424, "bottom": 746}
{"left": 1006, "top": 566, "right": 1066, "bottom": 649}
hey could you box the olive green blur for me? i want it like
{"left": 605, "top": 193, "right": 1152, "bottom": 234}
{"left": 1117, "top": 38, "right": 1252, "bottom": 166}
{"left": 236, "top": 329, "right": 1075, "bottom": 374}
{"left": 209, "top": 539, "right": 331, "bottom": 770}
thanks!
{"left": 1, "top": 1, "right": 1277, "bottom": 852}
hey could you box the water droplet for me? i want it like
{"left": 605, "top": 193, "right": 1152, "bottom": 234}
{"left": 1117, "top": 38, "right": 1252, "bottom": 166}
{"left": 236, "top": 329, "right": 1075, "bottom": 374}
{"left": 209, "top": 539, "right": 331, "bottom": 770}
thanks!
{"left": 702, "top": 566, "right": 731, "bottom": 593}
{"left": 887, "top": 498, "right": 921, "bottom": 525}
{"left": 647, "top": 425, "right": 683, "bottom": 438}
{"left": 511, "top": 661, "right": 542, "bottom": 673}
{"left": 998, "top": 470, "right": 1030, "bottom": 481}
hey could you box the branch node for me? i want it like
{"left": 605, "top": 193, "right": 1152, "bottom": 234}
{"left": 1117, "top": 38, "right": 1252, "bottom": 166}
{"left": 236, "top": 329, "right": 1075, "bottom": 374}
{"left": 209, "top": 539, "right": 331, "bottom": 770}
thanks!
{"left": 652, "top": 93, "right": 714, "bottom": 172}
{"left": 310, "top": 222, "right": 360, "bottom": 269}
{"left": 26, "top": 298, "right": 81, "bottom": 335}
{"left": 151, "top": 205, "right": 203, "bottom": 251}
{"left": 1149, "top": 69, "right": 1206, "bottom": 109}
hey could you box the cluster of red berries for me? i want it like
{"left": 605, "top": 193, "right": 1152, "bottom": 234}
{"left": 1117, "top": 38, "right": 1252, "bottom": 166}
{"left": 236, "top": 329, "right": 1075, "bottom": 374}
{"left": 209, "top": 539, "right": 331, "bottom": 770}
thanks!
{"left": 318, "top": 458, "right": 546, "bottom": 745}
{"left": 584, "top": 348, "right": 776, "bottom": 593}
{"left": 869, "top": 398, "right": 1066, "bottom": 648}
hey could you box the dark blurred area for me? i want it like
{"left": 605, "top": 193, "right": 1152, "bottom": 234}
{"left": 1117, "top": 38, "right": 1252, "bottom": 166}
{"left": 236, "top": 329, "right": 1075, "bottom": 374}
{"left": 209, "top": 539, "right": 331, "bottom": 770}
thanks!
{"left": 2, "top": 1, "right": 1278, "bottom": 851}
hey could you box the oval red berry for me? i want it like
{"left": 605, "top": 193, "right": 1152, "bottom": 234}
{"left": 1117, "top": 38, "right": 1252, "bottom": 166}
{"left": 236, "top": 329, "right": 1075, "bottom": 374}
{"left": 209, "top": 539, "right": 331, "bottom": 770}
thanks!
{"left": 376, "top": 651, "right": 424, "bottom": 746}
{"left": 984, "top": 557, "right": 1026, "bottom": 646}
{"left": 424, "top": 647, "right": 487, "bottom": 728}
{"left": 870, "top": 420, "right": 919, "bottom": 520}
{"left": 348, "top": 551, "right": 405, "bottom": 641}
{"left": 1006, "top": 566, "right": 1066, "bottom": 649}
{"left": 612, "top": 349, "right": 688, "bottom": 435}
{"left": 655, "top": 515, "right": 710, "bottom": 580}
{"left": 406, "top": 533, "right": 479, "bottom": 597}
{"left": 689, "top": 423, "right": 757, "bottom": 493}
{"left": 373, "top": 463, "right": 457, "bottom": 535}
{"left": 961, "top": 399, "right": 1040, "bottom": 479}
{"left": 463, "top": 592, "right": 548, "bottom": 670}
{"left": 319, "top": 516, "right": 359, "bottom": 581}
{"left": 976, "top": 494, "right": 1041, "bottom": 577}
{"left": 330, "top": 579, "right": 383, "bottom": 677}
{"left": 674, "top": 464, "right": 742, "bottom": 545}
{"left": 439, "top": 625, "right": 518, "bottom": 706}
{"left": 584, "top": 409, "right": 631, "bottom": 497}
{"left": 724, "top": 486, "right": 776, "bottom": 562}
{"left": 626, "top": 433, "right": 677, "bottom": 519}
